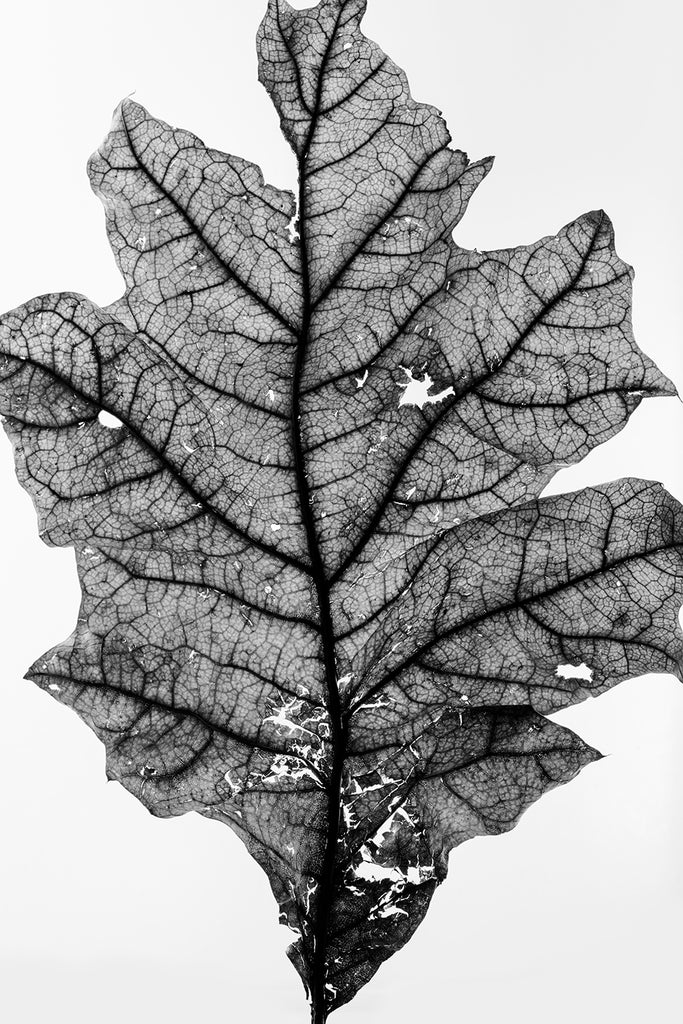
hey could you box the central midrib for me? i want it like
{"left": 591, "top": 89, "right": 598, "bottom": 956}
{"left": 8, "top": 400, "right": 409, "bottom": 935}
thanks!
{"left": 286, "top": 15, "right": 348, "bottom": 1024}
{"left": 292, "top": 147, "right": 346, "bottom": 1024}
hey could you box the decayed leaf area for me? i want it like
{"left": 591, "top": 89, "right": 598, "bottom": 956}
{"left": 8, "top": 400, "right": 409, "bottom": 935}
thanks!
{"left": 1, "top": 1, "right": 681, "bottom": 1020}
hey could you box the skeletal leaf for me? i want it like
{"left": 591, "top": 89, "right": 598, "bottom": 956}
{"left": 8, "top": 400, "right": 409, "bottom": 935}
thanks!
{"left": 1, "top": 1, "right": 682, "bottom": 1021}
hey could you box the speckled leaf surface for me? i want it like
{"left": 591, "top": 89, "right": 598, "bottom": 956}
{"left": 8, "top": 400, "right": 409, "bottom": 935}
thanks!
{"left": 1, "top": 1, "right": 682, "bottom": 1021}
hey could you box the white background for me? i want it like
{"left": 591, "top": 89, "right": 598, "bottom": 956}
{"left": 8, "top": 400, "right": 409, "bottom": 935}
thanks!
{"left": 1, "top": 1, "right": 681, "bottom": 1021}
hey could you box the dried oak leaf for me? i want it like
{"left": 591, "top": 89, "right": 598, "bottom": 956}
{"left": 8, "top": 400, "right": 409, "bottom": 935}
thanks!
{"left": 1, "top": 1, "right": 682, "bottom": 1020}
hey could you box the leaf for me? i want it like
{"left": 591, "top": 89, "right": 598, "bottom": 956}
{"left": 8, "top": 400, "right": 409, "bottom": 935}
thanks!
{"left": 0, "top": 0, "right": 681, "bottom": 1020}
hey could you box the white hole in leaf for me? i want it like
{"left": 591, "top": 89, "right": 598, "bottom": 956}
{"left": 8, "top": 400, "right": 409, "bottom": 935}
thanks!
{"left": 98, "top": 410, "right": 123, "bottom": 429}
{"left": 397, "top": 367, "right": 454, "bottom": 410}
{"left": 354, "top": 856, "right": 405, "bottom": 884}
{"left": 224, "top": 770, "right": 243, "bottom": 796}
{"left": 355, "top": 369, "right": 369, "bottom": 389}
{"left": 343, "top": 803, "right": 358, "bottom": 830}
{"left": 556, "top": 662, "right": 593, "bottom": 682}
{"left": 271, "top": 523, "right": 282, "bottom": 532}
{"left": 287, "top": 214, "right": 300, "bottom": 244}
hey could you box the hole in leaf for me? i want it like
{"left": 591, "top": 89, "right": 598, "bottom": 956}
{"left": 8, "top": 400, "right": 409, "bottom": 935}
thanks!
{"left": 397, "top": 367, "right": 454, "bottom": 409}
{"left": 555, "top": 662, "right": 594, "bottom": 682}
{"left": 98, "top": 410, "right": 123, "bottom": 429}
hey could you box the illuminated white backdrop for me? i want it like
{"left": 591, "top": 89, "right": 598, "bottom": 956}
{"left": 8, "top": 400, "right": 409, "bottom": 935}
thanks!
{"left": 0, "top": 1, "right": 681, "bottom": 1022}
